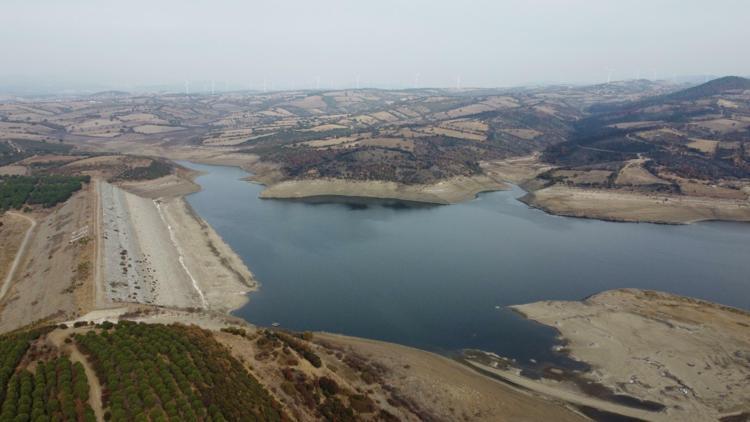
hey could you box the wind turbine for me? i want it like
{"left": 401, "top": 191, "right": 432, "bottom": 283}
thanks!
{"left": 414, "top": 72, "right": 420, "bottom": 88}
{"left": 605, "top": 68, "right": 614, "bottom": 84}
{"left": 184, "top": 80, "right": 190, "bottom": 96}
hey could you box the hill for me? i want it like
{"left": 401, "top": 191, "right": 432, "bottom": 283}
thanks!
{"left": 663, "top": 76, "right": 750, "bottom": 102}
{"left": 539, "top": 76, "right": 750, "bottom": 189}
{"left": 589, "top": 76, "right": 750, "bottom": 114}
{"left": 0, "top": 317, "right": 587, "bottom": 422}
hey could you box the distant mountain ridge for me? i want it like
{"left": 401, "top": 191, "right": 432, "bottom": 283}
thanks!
{"left": 662, "top": 76, "right": 750, "bottom": 102}
{"left": 588, "top": 76, "right": 750, "bottom": 114}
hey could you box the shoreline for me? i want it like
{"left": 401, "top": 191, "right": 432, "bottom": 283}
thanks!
{"left": 48, "top": 156, "right": 750, "bottom": 420}
{"left": 500, "top": 289, "right": 750, "bottom": 421}
{"left": 100, "top": 171, "right": 257, "bottom": 314}
{"left": 180, "top": 159, "right": 509, "bottom": 205}
{"left": 313, "top": 331, "right": 587, "bottom": 421}
{"left": 257, "top": 174, "right": 509, "bottom": 205}
{"left": 75, "top": 143, "right": 750, "bottom": 224}
{"left": 521, "top": 184, "right": 750, "bottom": 225}
{"left": 180, "top": 150, "right": 750, "bottom": 224}
{"left": 164, "top": 195, "right": 258, "bottom": 312}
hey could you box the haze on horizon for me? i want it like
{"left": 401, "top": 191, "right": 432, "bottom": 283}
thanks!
{"left": 1, "top": 0, "right": 749, "bottom": 93}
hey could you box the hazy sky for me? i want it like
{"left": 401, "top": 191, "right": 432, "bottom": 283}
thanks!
{"left": 1, "top": 0, "right": 748, "bottom": 91}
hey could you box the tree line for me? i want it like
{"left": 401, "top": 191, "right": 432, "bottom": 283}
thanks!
{"left": 0, "top": 175, "right": 89, "bottom": 211}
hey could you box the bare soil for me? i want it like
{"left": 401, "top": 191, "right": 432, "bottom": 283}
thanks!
{"left": 512, "top": 289, "right": 750, "bottom": 421}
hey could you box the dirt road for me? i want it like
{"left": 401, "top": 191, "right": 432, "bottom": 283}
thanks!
{"left": 47, "top": 328, "right": 105, "bottom": 421}
{"left": 0, "top": 211, "right": 36, "bottom": 301}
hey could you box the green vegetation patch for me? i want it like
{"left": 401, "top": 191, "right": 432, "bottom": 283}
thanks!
{"left": 0, "top": 327, "right": 93, "bottom": 422}
{"left": 243, "top": 128, "right": 353, "bottom": 149}
{"left": 0, "top": 357, "right": 96, "bottom": 422}
{"left": 74, "top": 322, "right": 286, "bottom": 422}
{"left": 0, "top": 175, "right": 89, "bottom": 211}
{"left": 113, "top": 160, "right": 172, "bottom": 181}
{"left": 0, "top": 140, "right": 74, "bottom": 167}
{"left": 0, "top": 330, "right": 44, "bottom": 406}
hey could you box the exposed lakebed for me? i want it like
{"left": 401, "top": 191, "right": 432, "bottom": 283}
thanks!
{"left": 182, "top": 161, "right": 750, "bottom": 364}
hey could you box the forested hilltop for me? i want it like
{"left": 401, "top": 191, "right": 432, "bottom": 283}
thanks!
{"left": 0, "top": 175, "right": 89, "bottom": 211}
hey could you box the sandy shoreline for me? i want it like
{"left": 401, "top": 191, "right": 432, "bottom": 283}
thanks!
{"left": 259, "top": 174, "right": 509, "bottom": 204}
{"left": 181, "top": 149, "right": 750, "bottom": 224}
{"left": 313, "top": 332, "right": 587, "bottom": 421}
{"left": 522, "top": 184, "right": 750, "bottom": 224}
{"left": 506, "top": 289, "right": 750, "bottom": 421}
{"left": 75, "top": 142, "right": 750, "bottom": 224}
{"left": 138, "top": 146, "right": 510, "bottom": 205}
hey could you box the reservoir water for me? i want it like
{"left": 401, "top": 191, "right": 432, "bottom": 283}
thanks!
{"left": 181, "top": 161, "right": 750, "bottom": 363}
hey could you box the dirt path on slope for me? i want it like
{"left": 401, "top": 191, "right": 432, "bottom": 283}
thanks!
{"left": 48, "top": 328, "right": 105, "bottom": 421}
{"left": 0, "top": 211, "right": 36, "bottom": 301}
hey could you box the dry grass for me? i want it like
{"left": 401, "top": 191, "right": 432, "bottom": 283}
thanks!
{"left": 133, "top": 124, "right": 185, "bottom": 134}
{"left": 287, "top": 95, "right": 327, "bottom": 110}
{"left": 415, "top": 126, "right": 486, "bottom": 141}
{"left": 438, "top": 103, "right": 495, "bottom": 119}
{"left": 615, "top": 162, "right": 669, "bottom": 186}
{"left": 0, "top": 165, "right": 28, "bottom": 175}
{"left": 301, "top": 136, "right": 360, "bottom": 148}
{"left": 524, "top": 185, "right": 750, "bottom": 224}
{"left": 203, "top": 129, "right": 255, "bottom": 146}
{"left": 369, "top": 111, "right": 400, "bottom": 122}
{"left": 500, "top": 128, "right": 542, "bottom": 140}
{"left": 317, "top": 333, "right": 586, "bottom": 422}
{"left": 443, "top": 118, "right": 489, "bottom": 133}
{"left": 690, "top": 118, "right": 748, "bottom": 134}
{"left": 353, "top": 137, "right": 415, "bottom": 152}
{"left": 552, "top": 169, "right": 613, "bottom": 185}
{"left": 68, "top": 118, "right": 120, "bottom": 131}
{"left": 609, "top": 121, "right": 662, "bottom": 129}
{"left": 304, "top": 124, "right": 348, "bottom": 132}
{"left": 117, "top": 113, "right": 169, "bottom": 124}
{"left": 687, "top": 138, "right": 719, "bottom": 154}
{"left": 0, "top": 187, "right": 96, "bottom": 333}
{"left": 674, "top": 179, "right": 748, "bottom": 199}
{"left": 482, "top": 96, "right": 520, "bottom": 108}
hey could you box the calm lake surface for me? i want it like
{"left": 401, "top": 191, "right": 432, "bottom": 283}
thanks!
{"left": 182, "top": 161, "right": 750, "bottom": 363}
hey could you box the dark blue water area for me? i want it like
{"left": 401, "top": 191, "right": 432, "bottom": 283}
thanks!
{"left": 181, "top": 161, "right": 750, "bottom": 365}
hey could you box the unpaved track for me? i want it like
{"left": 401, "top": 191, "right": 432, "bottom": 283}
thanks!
{"left": 92, "top": 179, "right": 111, "bottom": 310}
{"left": 68, "top": 344, "right": 104, "bottom": 421}
{"left": 0, "top": 211, "right": 36, "bottom": 301}
{"left": 48, "top": 329, "right": 104, "bottom": 421}
{"left": 467, "top": 361, "right": 665, "bottom": 421}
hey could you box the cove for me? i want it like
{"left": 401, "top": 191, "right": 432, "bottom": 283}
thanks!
{"left": 181, "top": 161, "right": 750, "bottom": 364}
